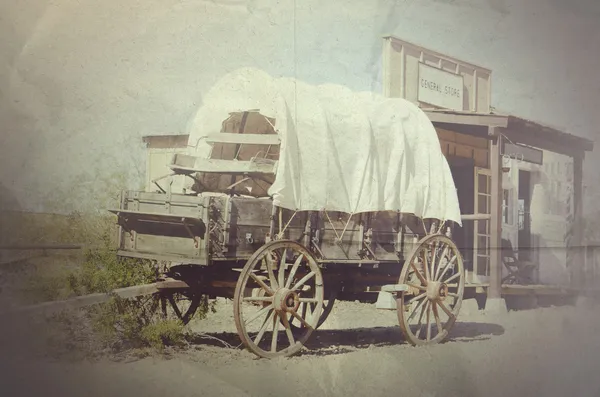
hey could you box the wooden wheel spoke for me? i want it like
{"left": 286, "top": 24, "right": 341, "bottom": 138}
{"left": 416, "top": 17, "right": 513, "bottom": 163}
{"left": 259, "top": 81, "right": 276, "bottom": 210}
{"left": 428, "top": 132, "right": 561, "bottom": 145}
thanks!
{"left": 432, "top": 302, "right": 443, "bottom": 333}
{"left": 284, "top": 254, "right": 304, "bottom": 289}
{"left": 290, "top": 309, "right": 313, "bottom": 330}
{"left": 408, "top": 295, "right": 428, "bottom": 322}
{"left": 271, "top": 313, "right": 280, "bottom": 352}
{"left": 288, "top": 302, "right": 304, "bottom": 328}
{"left": 434, "top": 245, "right": 450, "bottom": 280}
{"left": 410, "top": 261, "right": 428, "bottom": 286}
{"left": 264, "top": 254, "right": 279, "bottom": 289}
{"left": 438, "top": 300, "right": 455, "bottom": 320}
{"left": 437, "top": 255, "right": 457, "bottom": 282}
{"left": 426, "top": 303, "right": 432, "bottom": 341}
{"left": 443, "top": 272, "right": 461, "bottom": 284}
{"left": 291, "top": 271, "right": 315, "bottom": 292}
{"left": 253, "top": 309, "right": 275, "bottom": 345}
{"left": 243, "top": 296, "right": 273, "bottom": 302}
{"left": 430, "top": 242, "right": 440, "bottom": 279}
{"left": 249, "top": 273, "right": 274, "bottom": 295}
{"left": 407, "top": 283, "right": 427, "bottom": 291}
{"left": 409, "top": 292, "right": 426, "bottom": 304}
{"left": 279, "top": 312, "right": 296, "bottom": 346}
{"left": 301, "top": 300, "right": 309, "bottom": 320}
{"left": 278, "top": 248, "right": 287, "bottom": 288}
{"left": 415, "top": 301, "right": 429, "bottom": 339}
{"left": 422, "top": 250, "right": 430, "bottom": 280}
{"left": 245, "top": 304, "right": 274, "bottom": 326}
{"left": 299, "top": 298, "right": 319, "bottom": 303}
{"left": 167, "top": 295, "right": 183, "bottom": 319}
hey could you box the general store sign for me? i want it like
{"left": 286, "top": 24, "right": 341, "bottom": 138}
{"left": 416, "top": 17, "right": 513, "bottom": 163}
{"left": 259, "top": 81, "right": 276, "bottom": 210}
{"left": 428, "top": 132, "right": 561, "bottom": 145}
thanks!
{"left": 501, "top": 142, "right": 544, "bottom": 165}
{"left": 417, "top": 63, "right": 464, "bottom": 111}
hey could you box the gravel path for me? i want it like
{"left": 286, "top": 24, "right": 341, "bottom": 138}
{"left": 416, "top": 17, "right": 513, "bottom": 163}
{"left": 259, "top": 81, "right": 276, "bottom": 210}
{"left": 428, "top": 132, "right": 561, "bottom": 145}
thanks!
{"left": 2, "top": 297, "right": 600, "bottom": 397}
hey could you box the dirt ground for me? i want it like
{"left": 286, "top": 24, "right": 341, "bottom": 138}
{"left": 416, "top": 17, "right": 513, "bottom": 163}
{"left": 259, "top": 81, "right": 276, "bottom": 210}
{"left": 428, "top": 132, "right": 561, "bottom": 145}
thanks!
{"left": 2, "top": 286, "right": 600, "bottom": 397}
{"left": 2, "top": 252, "right": 600, "bottom": 397}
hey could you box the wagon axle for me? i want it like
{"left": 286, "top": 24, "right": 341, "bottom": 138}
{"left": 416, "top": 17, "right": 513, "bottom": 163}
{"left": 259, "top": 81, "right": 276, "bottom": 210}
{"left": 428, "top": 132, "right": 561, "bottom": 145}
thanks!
{"left": 273, "top": 288, "right": 301, "bottom": 313}
{"left": 426, "top": 281, "right": 449, "bottom": 301}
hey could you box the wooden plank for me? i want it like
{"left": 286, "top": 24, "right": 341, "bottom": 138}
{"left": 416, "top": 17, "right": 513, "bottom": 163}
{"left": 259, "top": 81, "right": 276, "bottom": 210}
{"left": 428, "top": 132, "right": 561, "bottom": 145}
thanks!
{"left": 473, "top": 148, "right": 489, "bottom": 168}
{"left": 0, "top": 283, "right": 160, "bottom": 317}
{"left": 206, "top": 133, "right": 280, "bottom": 145}
{"left": 500, "top": 128, "right": 584, "bottom": 158}
{"left": 454, "top": 131, "right": 488, "bottom": 149}
{"left": 461, "top": 214, "right": 491, "bottom": 221}
{"left": 467, "top": 282, "right": 585, "bottom": 296}
{"left": 124, "top": 190, "right": 205, "bottom": 206}
{"left": 156, "top": 279, "right": 190, "bottom": 289}
{"left": 425, "top": 111, "right": 508, "bottom": 128}
{"left": 170, "top": 154, "right": 277, "bottom": 175}
{"left": 454, "top": 144, "right": 474, "bottom": 159}
{"left": 436, "top": 128, "right": 456, "bottom": 142}
{"left": 116, "top": 250, "right": 207, "bottom": 265}
{"left": 500, "top": 284, "right": 575, "bottom": 296}
{"left": 108, "top": 209, "right": 204, "bottom": 224}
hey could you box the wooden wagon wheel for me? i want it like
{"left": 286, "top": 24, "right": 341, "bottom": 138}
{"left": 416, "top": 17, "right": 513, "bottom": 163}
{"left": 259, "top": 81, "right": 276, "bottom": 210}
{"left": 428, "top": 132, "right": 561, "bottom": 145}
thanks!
{"left": 233, "top": 239, "right": 324, "bottom": 358}
{"left": 397, "top": 233, "right": 465, "bottom": 346}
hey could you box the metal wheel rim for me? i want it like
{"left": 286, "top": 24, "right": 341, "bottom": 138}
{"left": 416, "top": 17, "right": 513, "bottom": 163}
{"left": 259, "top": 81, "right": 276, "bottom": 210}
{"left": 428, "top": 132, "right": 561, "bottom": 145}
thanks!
{"left": 233, "top": 240, "right": 324, "bottom": 358}
{"left": 397, "top": 233, "right": 465, "bottom": 346}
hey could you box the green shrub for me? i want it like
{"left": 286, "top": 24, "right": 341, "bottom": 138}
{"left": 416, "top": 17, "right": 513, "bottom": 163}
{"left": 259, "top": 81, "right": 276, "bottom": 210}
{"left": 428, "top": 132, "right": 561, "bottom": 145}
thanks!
{"left": 18, "top": 213, "right": 215, "bottom": 358}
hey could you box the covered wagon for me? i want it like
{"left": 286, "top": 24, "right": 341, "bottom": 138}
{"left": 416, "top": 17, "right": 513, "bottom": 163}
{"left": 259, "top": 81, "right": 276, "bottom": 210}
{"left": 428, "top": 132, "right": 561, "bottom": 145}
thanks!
{"left": 110, "top": 67, "right": 465, "bottom": 358}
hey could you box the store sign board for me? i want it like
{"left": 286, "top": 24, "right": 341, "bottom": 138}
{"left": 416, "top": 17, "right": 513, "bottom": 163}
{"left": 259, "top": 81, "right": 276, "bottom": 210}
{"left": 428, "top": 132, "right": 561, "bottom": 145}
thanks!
{"left": 502, "top": 142, "right": 544, "bottom": 165}
{"left": 417, "top": 63, "right": 464, "bottom": 110}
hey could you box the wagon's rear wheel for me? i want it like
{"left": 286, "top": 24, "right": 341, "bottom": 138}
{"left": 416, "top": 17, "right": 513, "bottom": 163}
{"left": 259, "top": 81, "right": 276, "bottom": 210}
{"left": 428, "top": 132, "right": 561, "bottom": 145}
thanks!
{"left": 397, "top": 233, "right": 465, "bottom": 346}
{"left": 233, "top": 240, "right": 324, "bottom": 358}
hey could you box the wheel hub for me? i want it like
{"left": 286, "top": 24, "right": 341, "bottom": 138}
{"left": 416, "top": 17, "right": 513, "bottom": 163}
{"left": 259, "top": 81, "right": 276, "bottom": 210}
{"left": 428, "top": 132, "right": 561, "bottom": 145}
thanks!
{"left": 273, "top": 288, "right": 300, "bottom": 313}
{"left": 426, "top": 281, "right": 448, "bottom": 301}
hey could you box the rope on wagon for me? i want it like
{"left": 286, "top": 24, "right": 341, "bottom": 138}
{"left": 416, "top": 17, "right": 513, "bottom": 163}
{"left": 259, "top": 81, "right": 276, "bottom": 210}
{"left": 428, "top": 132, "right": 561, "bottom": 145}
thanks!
{"left": 276, "top": 209, "right": 299, "bottom": 240}
{"left": 323, "top": 210, "right": 354, "bottom": 243}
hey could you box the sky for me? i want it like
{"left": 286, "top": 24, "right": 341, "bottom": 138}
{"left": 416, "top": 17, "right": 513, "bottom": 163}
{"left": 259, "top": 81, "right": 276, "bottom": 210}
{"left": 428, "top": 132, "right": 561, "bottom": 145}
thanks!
{"left": 0, "top": 0, "right": 599, "bottom": 213}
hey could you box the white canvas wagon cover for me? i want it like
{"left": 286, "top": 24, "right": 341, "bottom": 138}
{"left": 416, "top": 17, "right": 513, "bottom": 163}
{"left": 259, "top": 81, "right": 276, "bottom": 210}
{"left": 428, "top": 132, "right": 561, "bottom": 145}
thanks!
{"left": 186, "top": 68, "right": 462, "bottom": 226}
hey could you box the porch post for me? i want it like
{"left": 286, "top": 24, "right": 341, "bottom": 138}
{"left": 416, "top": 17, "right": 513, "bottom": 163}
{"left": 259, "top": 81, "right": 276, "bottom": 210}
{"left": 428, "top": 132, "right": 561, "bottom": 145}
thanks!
{"left": 486, "top": 127, "right": 507, "bottom": 312}
{"left": 570, "top": 153, "right": 585, "bottom": 289}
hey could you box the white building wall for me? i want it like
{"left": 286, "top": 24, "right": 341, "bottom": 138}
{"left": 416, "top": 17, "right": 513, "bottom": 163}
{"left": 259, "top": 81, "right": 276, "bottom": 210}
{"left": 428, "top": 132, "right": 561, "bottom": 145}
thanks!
{"left": 501, "top": 151, "right": 573, "bottom": 285}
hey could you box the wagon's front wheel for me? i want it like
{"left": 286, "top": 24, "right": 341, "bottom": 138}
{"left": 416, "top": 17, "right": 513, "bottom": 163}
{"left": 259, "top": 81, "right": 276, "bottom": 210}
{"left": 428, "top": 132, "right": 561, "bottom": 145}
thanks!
{"left": 233, "top": 240, "right": 324, "bottom": 358}
{"left": 397, "top": 233, "right": 465, "bottom": 346}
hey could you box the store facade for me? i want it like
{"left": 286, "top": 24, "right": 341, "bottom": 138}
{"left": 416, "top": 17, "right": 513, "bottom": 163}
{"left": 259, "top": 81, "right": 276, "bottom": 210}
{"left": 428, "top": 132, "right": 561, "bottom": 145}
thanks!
{"left": 382, "top": 35, "right": 594, "bottom": 301}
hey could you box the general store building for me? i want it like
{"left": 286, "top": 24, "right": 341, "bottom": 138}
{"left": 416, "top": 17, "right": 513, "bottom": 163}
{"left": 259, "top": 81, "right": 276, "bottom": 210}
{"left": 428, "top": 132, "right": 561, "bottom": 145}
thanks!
{"left": 381, "top": 35, "right": 594, "bottom": 302}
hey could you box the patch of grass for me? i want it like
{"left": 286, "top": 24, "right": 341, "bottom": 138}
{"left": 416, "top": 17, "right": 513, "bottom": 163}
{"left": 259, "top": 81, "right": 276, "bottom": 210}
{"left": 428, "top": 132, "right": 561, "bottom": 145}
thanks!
{"left": 17, "top": 214, "right": 215, "bottom": 359}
